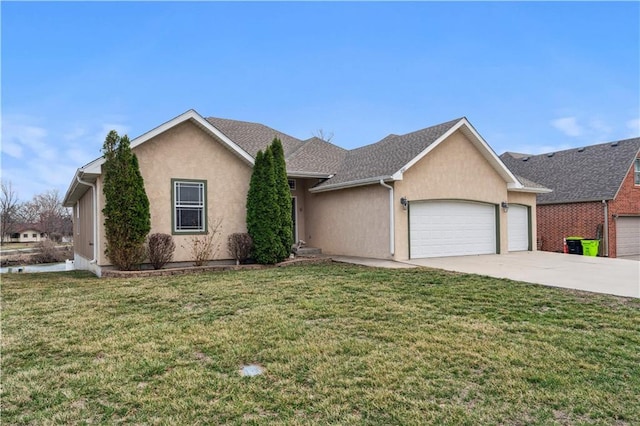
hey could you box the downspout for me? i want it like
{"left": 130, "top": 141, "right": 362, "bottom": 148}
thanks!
{"left": 76, "top": 174, "right": 98, "bottom": 263}
{"left": 602, "top": 200, "right": 609, "bottom": 257}
{"left": 379, "top": 179, "right": 395, "bottom": 256}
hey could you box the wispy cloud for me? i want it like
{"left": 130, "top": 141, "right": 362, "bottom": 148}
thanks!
{"left": 1, "top": 114, "right": 129, "bottom": 201}
{"left": 1, "top": 118, "right": 48, "bottom": 159}
{"left": 627, "top": 118, "right": 640, "bottom": 136}
{"left": 1, "top": 141, "right": 23, "bottom": 158}
{"left": 63, "top": 127, "right": 87, "bottom": 141}
{"left": 551, "top": 116, "right": 583, "bottom": 137}
{"left": 587, "top": 118, "right": 612, "bottom": 139}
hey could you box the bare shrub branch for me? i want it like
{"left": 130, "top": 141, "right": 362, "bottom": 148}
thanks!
{"left": 227, "top": 233, "right": 253, "bottom": 265}
{"left": 181, "top": 217, "right": 223, "bottom": 267}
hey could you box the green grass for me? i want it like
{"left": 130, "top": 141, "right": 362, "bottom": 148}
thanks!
{"left": 2, "top": 264, "right": 639, "bottom": 425}
{"left": 0, "top": 242, "right": 36, "bottom": 251}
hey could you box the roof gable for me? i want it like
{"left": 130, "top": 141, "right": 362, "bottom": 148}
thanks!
{"left": 312, "top": 117, "right": 521, "bottom": 192}
{"left": 286, "top": 137, "right": 348, "bottom": 177}
{"left": 500, "top": 137, "right": 640, "bottom": 204}
{"left": 206, "top": 117, "right": 304, "bottom": 158}
{"left": 63, "top": 110, "right": 256, "bottom": 206}
{"left": 81, "top": 110, "right": 255, "bottom": 175}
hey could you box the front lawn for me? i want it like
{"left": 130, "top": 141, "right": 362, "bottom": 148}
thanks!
{"left": 2, "top": 264, "right": 639, "bottom": 424}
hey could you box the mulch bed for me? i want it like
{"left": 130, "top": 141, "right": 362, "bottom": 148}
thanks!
{"left": 101, "top": 256, "right": 332, "bottom": 278}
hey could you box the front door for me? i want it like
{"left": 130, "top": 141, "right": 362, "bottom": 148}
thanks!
{"left": 291, "top": 196, "right": 298, "bottom": 242}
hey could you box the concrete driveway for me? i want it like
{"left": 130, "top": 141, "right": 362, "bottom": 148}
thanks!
{"left": 404, "top": 251, "right": 640, "bottom": 298}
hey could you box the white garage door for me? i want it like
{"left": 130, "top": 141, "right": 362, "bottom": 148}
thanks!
{"left": 410, "top": 200, "right": 496, "bottom": 259}
{"left": 508, "top": 204, "right": 530, "bottom": 251}
{"left": 617, "top": 216, "right": 640, "bottom": 257}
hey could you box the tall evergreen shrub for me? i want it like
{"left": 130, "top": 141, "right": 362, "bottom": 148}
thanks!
{"left": 102, "top": 130, "right": 151, "bottom": 270}
{"left": 270, "top": 138, "right": 293, "bottom": 259}
{"left": 246, "top": 148, "right": 281, "bottom": 264}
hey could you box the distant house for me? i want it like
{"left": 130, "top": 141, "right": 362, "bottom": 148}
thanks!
{"left": 501, "top": 137, "right": 640, "bottom": 258}
{"left": 5, "top": 225, "right": 47, "bottom": 243}
{"left": 63, "top": 110, "right": 547, "bottom": 276}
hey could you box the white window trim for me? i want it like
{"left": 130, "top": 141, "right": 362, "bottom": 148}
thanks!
{"left": 172, "top": 179, "right": 207, "bottom": 234}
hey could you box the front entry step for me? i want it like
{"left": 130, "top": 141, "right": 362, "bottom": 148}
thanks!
{"left": 294, "top": 247, "right": 322, "bottom": 256}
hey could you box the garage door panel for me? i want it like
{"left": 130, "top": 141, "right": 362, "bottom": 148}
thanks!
{"left": 410, "top": 201, "right": 496, "bottom": 259}
{"left": 617, "top": 217, "right": 640, "bottom": 257}
{"left": 508, "top": 204, "right": 529, "bottom": 252}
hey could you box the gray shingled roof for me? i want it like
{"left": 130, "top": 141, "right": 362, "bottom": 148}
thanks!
{"left": 206, "top": 117, "right": 347, "bottom": 176}
{"left": 206, "top": 117, "right": 303, "bottom": 158}
{"left": 315, "top": 118, "right": 463, "bottom": 188}
{"left": 500, "top": 137, "right": 640, "bottom": 204}
{"left": 286, "top": 137, "right": 348, "bottom": 175}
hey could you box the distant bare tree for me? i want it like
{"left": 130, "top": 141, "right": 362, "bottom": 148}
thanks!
{"left": 17, "top": 190, "right": 72, "bottom": 237}
{"left": 312, "top": 129, "right": 334, "bottom": 142}
{"left": 1, "top": 180, "right": 20, "bottom": 242}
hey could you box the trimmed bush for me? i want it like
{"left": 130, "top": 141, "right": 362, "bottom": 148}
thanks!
{"left": 147, "top": 233, "right": 175, "bottom": 269}
{"left": 228, "top": 233, "right": 253, "bottom": 265}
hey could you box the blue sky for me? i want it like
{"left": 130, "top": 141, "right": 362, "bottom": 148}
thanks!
{"left": 2, "top": 1, "right": 639, "bottom": 201}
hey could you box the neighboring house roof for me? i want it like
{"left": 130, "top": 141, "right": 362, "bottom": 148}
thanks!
{"left": 10, "top": 224, "right": 44, "bottom": 233}
{"left": 500, "top": 137, "right": 640, "bottom": 204}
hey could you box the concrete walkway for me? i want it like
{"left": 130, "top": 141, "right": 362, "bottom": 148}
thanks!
{"left": 332, "top": 256, "right": 417, "bottom": 269}
{"left": 333, "top": 252, "right": 640, "bottom": 298}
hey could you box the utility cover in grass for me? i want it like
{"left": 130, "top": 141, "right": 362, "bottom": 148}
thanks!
{"left": 240, "top": 364, "right": 264, "bottom": 377}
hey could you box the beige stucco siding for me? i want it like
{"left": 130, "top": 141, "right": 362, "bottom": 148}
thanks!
{"left": 305, "top": 184, "right": 391, "bottom": 259}
{"left": 96, "top": 120, "right": 252, "bottom": 266}
{"left": 394, "top": 130, "right": 509, "bottom": 260}
{"left": 74, "top": 187, "right": 94, "bottom": 259}
{"left": 507, "top": 191, "right": 538, "bottom": 251}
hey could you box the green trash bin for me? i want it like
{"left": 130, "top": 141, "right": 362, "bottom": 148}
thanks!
{"left": 581, "top": 239, "right": 599, "bottom": 256}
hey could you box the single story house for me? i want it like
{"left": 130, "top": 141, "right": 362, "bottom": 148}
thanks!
{"left": 500, "top": 137, "right": 640, "bottom": 258}
{"left": 63, "top": 109, "right": 547, "bottom": 276}
{"left": 4, "top": 225, "right": 47, "bottom": 243}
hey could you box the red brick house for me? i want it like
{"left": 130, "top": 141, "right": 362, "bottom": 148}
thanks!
{"left": 501, "top": 137, "right": 640, "bottom": 258}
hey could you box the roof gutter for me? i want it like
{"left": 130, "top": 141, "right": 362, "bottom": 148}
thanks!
{"left": 76, "top": 174, "right": 98, "bottom": 264}
{"left": 379, "top": 179, "right": 395, "bottom": 256}
{"left": 286, "top": 171, "right": 333, "bottom": 179}
{"left": 508, "top": 186, "right": 553, "bottom": 194}
{"left": 309, "top": 175, "right": 394, "bottom": 193}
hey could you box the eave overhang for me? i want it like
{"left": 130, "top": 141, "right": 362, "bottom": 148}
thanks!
{"left": 309, "top": 175, "right": 394, "bottom": 193}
